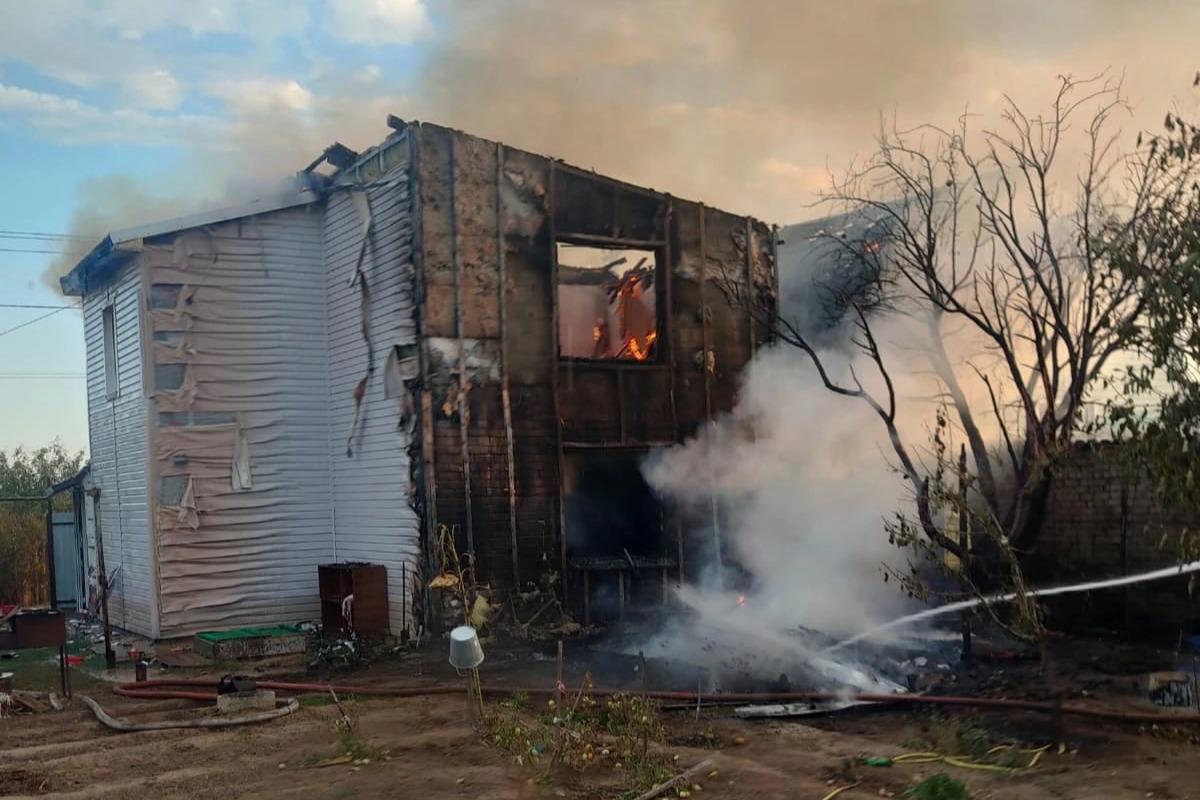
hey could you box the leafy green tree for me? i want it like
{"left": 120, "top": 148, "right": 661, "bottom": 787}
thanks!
{"left": 1100, "top": 76, "right": 1200, "bottom": 533}
{"left": 0, "top": 441, "right": 85, "bottom": 605}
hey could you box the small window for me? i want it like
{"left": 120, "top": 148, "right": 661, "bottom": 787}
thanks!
{"left": 557, "top": 243, "right": 658, "bottom": 361}
{"left": 149, "top": 283, "right": 183, "bottom": 310}
{"left": 158, "top": 474, "right": 190, "bottom": 506}
{"left": 155, "top": 363, "right": 187, "bottom": 392}
{"left": 102, "top": 305, "right": 118, "bottom": 397}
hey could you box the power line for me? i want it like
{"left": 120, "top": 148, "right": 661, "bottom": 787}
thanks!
{"left": 0, "top": 229, "right": 88, "bottom": 240}
{"left": 0, "top": 246, "right": 73, "bottom": 255}
{"left": 0, "top": 305, "right": 79, "bottom": 338}
{"left": 0, "top": 303, "right": 77, "bottom": 310}
{"left": 0, "top": 372, "right": 85, "bottom": 377}
{"left": 0, "top": 375, "right": 86, "bottom": 380}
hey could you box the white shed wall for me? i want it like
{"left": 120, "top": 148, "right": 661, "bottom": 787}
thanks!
{"left": 325, "top": 147, "right": 422, "bottom": 636}
{"left": 83, "top": 260, "right": 155, "bottom": 637}
{"left": 143, "top": 206, "right": 335, "bottom": 637}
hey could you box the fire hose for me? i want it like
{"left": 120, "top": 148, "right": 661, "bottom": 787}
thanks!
{"left": 81, "top": 694, "right": 300, "bottom": 732}
{"left": 103, "top": 677, "right": 1200, "bottom": 725}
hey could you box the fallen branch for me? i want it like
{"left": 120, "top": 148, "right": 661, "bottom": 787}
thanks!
{"left": 631, "top": 758, "right": 714, "bottom": 800}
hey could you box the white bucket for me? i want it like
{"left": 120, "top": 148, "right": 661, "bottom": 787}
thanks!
{"left": 448, "top": 625, "right": 484, "bottom": 669}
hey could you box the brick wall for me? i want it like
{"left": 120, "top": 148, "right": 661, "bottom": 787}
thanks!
{"left": 1032, "top": 442, "right": 1199, "bottom": 632}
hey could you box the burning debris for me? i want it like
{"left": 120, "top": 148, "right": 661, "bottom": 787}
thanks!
{"left": 558, "top": 244, "right": 658, "bottom": 361}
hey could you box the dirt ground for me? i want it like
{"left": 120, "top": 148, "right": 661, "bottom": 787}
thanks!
{"left": 2, "top": 637, "right": 1200, "bottom": 800}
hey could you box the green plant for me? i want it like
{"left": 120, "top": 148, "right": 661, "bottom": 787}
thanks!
{"left": 905, "top": 773, "right": 970, "bottom": 800}
{"left": 500, "top": 690, "right": 528, "bottom": 711}
{"left": 620, "top": 757, "right": 674, "bottom": 799}
{"left": 483, "top": 686, "right": 673, "bottom": 795}
{"left": 904, "top": 713, "right": 994, "bottom": 761}
{"left": 333, "top": 729, "right": 387, "bottom": 763}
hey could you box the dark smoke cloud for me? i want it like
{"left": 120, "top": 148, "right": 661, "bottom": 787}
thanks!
{"left": 44, "top": 0, "right": 1200, "bottom": 292}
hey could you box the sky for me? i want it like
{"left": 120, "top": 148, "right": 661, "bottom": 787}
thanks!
{"left": 1, "top": 0, "right": 1198, "bottom": 455}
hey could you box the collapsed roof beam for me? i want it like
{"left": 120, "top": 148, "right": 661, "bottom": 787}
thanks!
{"left": 324, "top": 142, "right": 360, "bottom": 171}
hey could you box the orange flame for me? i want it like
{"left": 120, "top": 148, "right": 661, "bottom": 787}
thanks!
{"left": 627, "top": 330, "right": 658, "bottom": 361}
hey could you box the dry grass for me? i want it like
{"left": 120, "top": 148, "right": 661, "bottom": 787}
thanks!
{"left": 0, "top": 506, "right": 48, "bottom": 605}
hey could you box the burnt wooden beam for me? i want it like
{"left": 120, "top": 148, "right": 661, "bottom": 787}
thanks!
{"left": 664, "top": 198, "right": 679, "bottom": 441}
{"left": 617, "top": 366, "right": 627, "bottom": 443}
{"left": 549, "top": 159, "right": 569, "bottom": 598}
{"left": 561, "top": 440, "right": 677, "bottom": 450}
{"left": 325, "top": 141, "right": 360, "bottom": 170}
{"left": 770, "top": 224, "right": 781, "bottom": 342}
{"left": 410, "top": 130, "right": 439, "bottom": 620}
{"left": 558, "top": 232, "right": 666, "bottom": 249}
{"left": 699, "top": 203, "right": 722, "bottom": 583}
{"left": 497, "top": 142, "right": 521, "bottom": 588}
{"left": 449, "top": 135, "right": 476, "bottom": 563}
{"left": 744, "top": 216, "right": 756, "bottom": 358}
{"left": 557, "top": 359, "right": 671, "bottom": 372}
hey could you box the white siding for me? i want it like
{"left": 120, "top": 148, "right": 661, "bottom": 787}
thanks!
{"left": 325, "top": 158, "right": 422, "bottom": 635}
{"left": 145, "top": 206, "right": 335, "bottom": 637}
{"left": 83, "top": 260, "right": 154, "bottom": 636}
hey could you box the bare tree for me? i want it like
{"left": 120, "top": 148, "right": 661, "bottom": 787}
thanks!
{"left": 730, "top": 76, "right": 1178, "bottom": 582}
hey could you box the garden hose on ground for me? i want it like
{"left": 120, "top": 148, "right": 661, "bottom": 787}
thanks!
{"left": 821, "top": 745, "right": 1052, "bottom": 799}
{"left": 111, "top": 679, "right": 1200, "bottom": 725}
{"left": 890, "top": 743, "right": 1052, "bottom": 773}
{"left": 81, "top": 694, "right": 300, "bottom": 731}
{"left": 820, "top": 782, "right": 861, "bottom": 800}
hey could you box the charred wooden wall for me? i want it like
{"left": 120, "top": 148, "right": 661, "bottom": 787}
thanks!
{"left": 412, "top": 122, "right": 776, "bottom": 592}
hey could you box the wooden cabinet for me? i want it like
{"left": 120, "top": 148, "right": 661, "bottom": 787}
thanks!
{"left": 318, "top": 563, "right": 388, "bottom": 638}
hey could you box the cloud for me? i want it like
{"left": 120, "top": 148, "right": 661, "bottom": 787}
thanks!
{"left": 121, "top": 69, "right": 184, "bottom": 110}
{"left": 759, "top": 158, "right": 828, "bottom": 192}
{"left": 0, "top": 84, "right": 89, "bottom": 116}
{"left": 356, "top": 65, "right": 383, "bottom": 85}
{"left": 209, "top": 78, "right": 315, "bottom": 114}
{"left": 84, "top": 0, "right": 311, "bottom": 44}
{"left": 0, "top": 82, "right": 225, "bottom": 146}
{"left": 328, "top": 0, "right": 433, "bottom": 45}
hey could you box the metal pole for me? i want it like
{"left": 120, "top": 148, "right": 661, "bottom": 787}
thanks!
{"left": 88, "top": 488, "right": 117, "bottom": 670}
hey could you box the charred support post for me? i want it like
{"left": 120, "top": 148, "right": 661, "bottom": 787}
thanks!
{"left": 769, "top": 224, "right": 781, "bottom": 339}
{"left": 449, "top": 137, "right": 476, "bottom": 563}
{"left": 617, "top": 571, "right": 626, "bottom": 621}
{"left": 664, "top": 198, "right": 687, "bottom": 589}
{"left": 744, "top": 216, "right": 756, "bottom": 358}
{"left": 409, "top": 131, "right": 438, "bottom": 627}
{"left": 617, "top": 367, "right": 628, "bottom": 443}
{"left": 87, "top": 488, "right": 116, "bottom": 670}
{"left": 699, "top": 205, "right": 723, "bottom": 584}
{"left": 549, "top": 159, "right": 569, "bottom": 599}
{"left": 496, "top": 143, "right": 521, "bottom": 589}
{"left": 664, "top": 199, "right": 679, "bottom": 439}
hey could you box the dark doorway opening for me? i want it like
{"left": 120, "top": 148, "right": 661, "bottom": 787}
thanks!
{"left": 564, "top": 450, "right": 675, "bottom": 623}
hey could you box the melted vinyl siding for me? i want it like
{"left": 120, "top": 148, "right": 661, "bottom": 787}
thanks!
{"left": 83, "top": 260, "right": 154, "bottom": 636}
{"left": 146, "top": 206, "right": 335, "bottom": 637}
{"left": 326, "top": 166, "right": 421, "bottom": 636}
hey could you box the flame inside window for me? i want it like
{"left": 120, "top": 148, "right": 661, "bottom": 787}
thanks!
{"left": 557, "top": 243, "right": 658, "bottom": 361}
